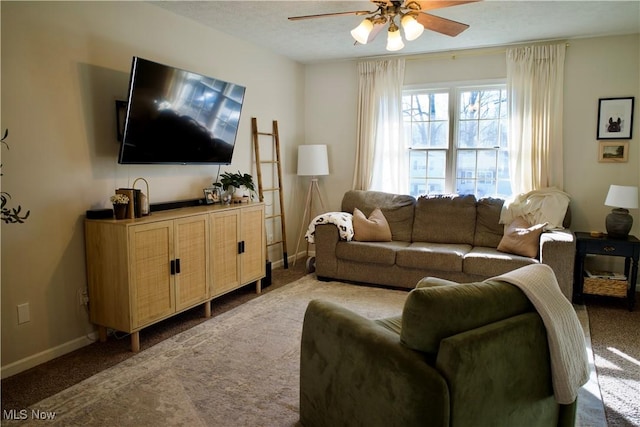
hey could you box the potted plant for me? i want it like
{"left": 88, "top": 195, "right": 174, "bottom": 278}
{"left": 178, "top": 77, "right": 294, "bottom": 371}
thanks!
{"left": 1, "top": 129, "right": 30, "bottom": 224}
{"left": 110, "top": 193, "right": 130, "bottom": 219}
{"left": 214, "top": 171, "right": 256, "bottom": 201}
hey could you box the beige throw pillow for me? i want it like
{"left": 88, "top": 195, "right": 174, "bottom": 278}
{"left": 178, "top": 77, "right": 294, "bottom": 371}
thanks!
{"left": 497, "top": 217, "right": 547, "bottom": 258}
{"left": 353, "top": 207, "right": 392, "bottom": 242}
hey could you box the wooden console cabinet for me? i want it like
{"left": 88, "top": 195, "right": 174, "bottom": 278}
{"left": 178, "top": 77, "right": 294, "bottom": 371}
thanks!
{"left": 85, "top": 203, "right": 265, "bottom": 351}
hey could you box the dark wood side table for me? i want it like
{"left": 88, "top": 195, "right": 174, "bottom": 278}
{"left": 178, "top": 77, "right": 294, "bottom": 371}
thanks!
{"left": 574, "top": 232, "right": 640, "bottom": 311}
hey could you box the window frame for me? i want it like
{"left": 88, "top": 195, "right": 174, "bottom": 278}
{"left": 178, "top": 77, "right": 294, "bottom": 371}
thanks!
{"left": 403, "top": 79, "right": 509, "bottom": 198}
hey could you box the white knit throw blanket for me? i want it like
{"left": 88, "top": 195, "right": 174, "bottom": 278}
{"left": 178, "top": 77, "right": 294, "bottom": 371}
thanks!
{"left": 488, "top": 264, "right": 589, "bottom": 404}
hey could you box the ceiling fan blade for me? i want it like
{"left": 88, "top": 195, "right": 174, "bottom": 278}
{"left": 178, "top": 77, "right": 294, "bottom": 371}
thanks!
{"left": 415, "top": 12, "right": 469, "bottom": 37}
{"left": 413, "top": 1, "right": 480, "bottom": 12}
{"left": 288, "top": 10, "right": 372, "bottom": 21}
{"left": 353, "top": 22, "right": 386, "bottom": 46}
{"left": 366, "top": 22, "right": 387, "bottom": 43}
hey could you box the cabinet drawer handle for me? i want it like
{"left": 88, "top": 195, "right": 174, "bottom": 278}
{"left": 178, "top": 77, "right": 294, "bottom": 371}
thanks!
{"left": 238, "top": 241, "right": 245, "bottom": 254}
{"left": 170, "top": 260, "right": 176, "bottom": 275}
{"left": 603, "top": 246, "right": 616, "bottom": 252}
{"left": 175, "top": 258, "right": 181, "bottom": 274}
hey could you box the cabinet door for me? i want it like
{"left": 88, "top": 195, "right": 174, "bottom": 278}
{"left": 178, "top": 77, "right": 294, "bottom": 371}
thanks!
{"left": 210, "top": 209, "right": 241, "bottom": 297}
{"left": 129, "top": 221, "right": 175, "bottom": 328}
{"left": 174, "top": 215, "right": 209, "bottom": 311}
{"left": 241, "top": 204, "right": 266, "bottom": 284}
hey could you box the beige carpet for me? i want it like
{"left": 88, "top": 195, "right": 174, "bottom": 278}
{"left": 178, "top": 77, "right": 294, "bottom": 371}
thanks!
{"left": 587, "top": 301, "right": 640, "bottom": 427}
{"left": 3, "top": 275, "right": 606, "bottom": 427}
{"left": 3, "top": 276, "right": 407, "bottom": 427}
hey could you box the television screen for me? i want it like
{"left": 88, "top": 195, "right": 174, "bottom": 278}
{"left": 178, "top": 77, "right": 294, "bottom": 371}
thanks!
{"left": 118, "top": 57, "right": 246, "bottom": 165}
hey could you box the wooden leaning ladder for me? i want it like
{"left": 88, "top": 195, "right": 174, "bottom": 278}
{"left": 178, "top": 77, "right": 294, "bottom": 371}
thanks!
{"left": 252, "top": 117, "right": 289, "bottom": 269}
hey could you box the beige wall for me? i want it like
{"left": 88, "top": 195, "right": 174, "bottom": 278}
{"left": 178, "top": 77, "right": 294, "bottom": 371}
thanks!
{"left": 2, "top": 0, "right": 638, "bottom": 377}
{"left": 564, "top": 35, "right": 640, "bottom": 234}
{"left": 305, "top": 35, "right": 640, "bottom": 230}
{"left": 1, "top": 2, "right": 304, "bottom": 374}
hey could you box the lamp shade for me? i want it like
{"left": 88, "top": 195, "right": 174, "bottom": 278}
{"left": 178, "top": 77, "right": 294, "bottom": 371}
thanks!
{"left": 386, "top": 27, "right": 405, "bottom": 52}
{"left": 401, "top": 14, "right": 424, "bottom": 41}
{"left": 297, "top": 145, "right": 329, "bottom": 176}
{"left": 351, "top": 18, "right": 373, "bottom": 45}
{"left": 604, "top": 185, "right": 639, "bottom": 209}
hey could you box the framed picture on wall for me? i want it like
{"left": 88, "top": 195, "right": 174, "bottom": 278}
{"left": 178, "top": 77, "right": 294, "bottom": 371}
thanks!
{"left": 598, "top": 141, "right": 629, "bottom": 163}
{"left": 597, "top": 97, "right": 634, "bottom": 139}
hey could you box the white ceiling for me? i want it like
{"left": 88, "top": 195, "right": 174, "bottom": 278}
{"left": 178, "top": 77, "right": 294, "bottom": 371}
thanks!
{"left": 153, "top": 1, "right": 640, "bottom": 64}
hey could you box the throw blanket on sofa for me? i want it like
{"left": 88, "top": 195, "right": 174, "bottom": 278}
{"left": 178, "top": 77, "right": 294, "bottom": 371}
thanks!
{"left": 488, "top": 264, "right": 589, "bottom": 404}
{"left": 305, "top": 212, "right": 354, "bottom": 244}
{"left": 500, "top": 187, "right": 570, "bottom": 230}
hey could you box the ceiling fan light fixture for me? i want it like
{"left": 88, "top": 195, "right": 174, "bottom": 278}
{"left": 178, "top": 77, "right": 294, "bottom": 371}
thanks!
{"left": 386, "top": 24, "right": 404, "bottom": 52}
{"left": 401, "top": 14, "right": 424, "bottom": 41}
{"left": 351, "top": 18, "right": 374, "bottom": 45}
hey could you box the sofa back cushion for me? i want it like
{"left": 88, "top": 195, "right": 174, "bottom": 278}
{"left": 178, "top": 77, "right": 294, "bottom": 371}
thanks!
{"left": 400, "top": 280, "right": 532, "bottom": 355}
{"left": 342, "top": 190, "right": 415, "bottom": 242}
{"left": 474, "top": 197, "right": 505, "bottom": 247}
{"left": 412, "top": 194, "right": 477, "bottom": 244}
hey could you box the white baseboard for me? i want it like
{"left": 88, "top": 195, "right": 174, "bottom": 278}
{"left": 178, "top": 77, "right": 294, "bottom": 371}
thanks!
{"left": 1, "top": 332, "right": 97, "bottom": 379}
{"left": 269, "top": 250, "right": 314, "bottom": 270}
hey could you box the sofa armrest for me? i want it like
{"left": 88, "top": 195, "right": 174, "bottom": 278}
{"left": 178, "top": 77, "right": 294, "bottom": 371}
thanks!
{"left": 436, "top": 312, "right": 572, "bottom": 427}
{"left": 539, "top": 230, "right": 576, "bottom": 301}
{"left": 300, "top": 299, "right": 450, "bottom": 427}
{"left": 313, "top": 223, "right": 340, "bottom": 279}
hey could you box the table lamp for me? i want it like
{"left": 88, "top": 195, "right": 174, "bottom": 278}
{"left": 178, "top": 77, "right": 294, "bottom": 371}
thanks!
{"left": 604, "top": 185, "right": 639, "bottom": 238}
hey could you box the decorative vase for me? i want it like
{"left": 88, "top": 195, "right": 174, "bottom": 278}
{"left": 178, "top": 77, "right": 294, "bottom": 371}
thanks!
{"left": 113, "top": 204, "right": 128, "bottom": 220}
{"left": 231, "top": 185, "right": 250, "bottom": 202}
{"left": 222, "top": 191, "right": 232, "bottom": 205}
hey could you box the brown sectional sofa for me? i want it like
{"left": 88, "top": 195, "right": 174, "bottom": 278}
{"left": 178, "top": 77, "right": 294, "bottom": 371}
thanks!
{"left": 313, "top": 190, "right": 576, "bottom": 300}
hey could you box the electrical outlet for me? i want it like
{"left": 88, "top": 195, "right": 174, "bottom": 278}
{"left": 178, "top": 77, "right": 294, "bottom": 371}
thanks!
{"left": 267, "top": 233, "right": 274, "bottom": 244}
{"left": 77, "top": 288, "right": 89, "bottom": 306}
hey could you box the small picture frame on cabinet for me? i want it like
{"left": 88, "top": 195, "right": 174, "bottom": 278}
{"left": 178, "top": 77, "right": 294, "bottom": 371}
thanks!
{"left": 598, "top": 141, "right": 629, "bottom": 163}
{"left": 203, "top": 187, "right": 220, "bottom": 204}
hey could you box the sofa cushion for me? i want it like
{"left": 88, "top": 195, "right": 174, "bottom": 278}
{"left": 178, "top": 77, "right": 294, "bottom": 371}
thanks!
{"left": 474, "top": 197, "right": 505, "bottom": 248}
{"left": 335, "top": 240, "right": 409, "bottom": 266}
{"left": 412, "top": 194, "right": 477, "bottom": 245}
{"left": 497, "top": 217, "right": 547, "bottom": 258}
{"left": 400, "top": 281, "right": 533, "bottom": 355}
{"left": 463, "top": 246, "right": 538, "bottom": 277}
{"left": 353, "top": 207, "right": 392, "bottom": 242}
{"left": 342, "top": 190, "right": 415, "bottom": 242}
{"left": 396, "top": 242, "right": 471, "bottom": 272}
{"left": 375, "top": 316, "right": 402, "bottom": 335}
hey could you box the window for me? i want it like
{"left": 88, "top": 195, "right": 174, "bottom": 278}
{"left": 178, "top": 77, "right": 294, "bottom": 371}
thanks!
{"left": 402, "top": 84, "right": 511, "bottom": 199}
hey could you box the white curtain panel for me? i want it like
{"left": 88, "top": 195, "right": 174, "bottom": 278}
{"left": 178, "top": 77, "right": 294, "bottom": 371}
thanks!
{"left": 506, "top": 43, "right": 566, "bottom": 195}
{"left": 353, "top": 59, "right": 407, "bottom": 193}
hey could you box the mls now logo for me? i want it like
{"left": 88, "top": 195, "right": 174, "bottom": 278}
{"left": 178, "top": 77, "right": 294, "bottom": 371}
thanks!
{"left": 3, "top": 409, "right": 56, "bottom": 420}
{"left": 2, "top": 409, "right": 28, "bottom": 420}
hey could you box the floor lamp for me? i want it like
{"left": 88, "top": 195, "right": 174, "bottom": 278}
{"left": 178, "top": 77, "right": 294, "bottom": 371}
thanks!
{"left": 294, "top": 144, "right": 329, "bottom": 266}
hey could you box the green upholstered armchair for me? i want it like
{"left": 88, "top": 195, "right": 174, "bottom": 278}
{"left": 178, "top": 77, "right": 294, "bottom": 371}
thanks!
{"left": 299, "top": 279, "right": 578, "bottom": 427}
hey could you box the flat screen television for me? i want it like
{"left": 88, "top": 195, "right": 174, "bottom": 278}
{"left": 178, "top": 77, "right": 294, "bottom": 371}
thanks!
{"left": 118, "top": 57, "right": 246, "bottom": 165}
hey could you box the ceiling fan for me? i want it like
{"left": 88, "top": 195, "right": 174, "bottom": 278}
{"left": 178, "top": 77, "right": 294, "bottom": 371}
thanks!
{"left": 289, "top": 1, "right": 479, "bottom": 52}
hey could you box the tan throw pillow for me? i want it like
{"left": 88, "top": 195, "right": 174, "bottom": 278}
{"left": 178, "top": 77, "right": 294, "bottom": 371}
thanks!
{"left": 353, "top": 207, "right": 392, "bottom": 242}
{"left": 497, "top": 217, "right": 547, "bottom": 258}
